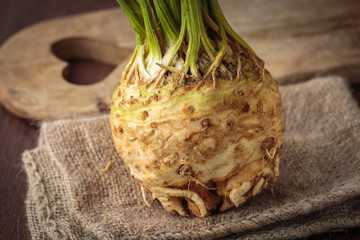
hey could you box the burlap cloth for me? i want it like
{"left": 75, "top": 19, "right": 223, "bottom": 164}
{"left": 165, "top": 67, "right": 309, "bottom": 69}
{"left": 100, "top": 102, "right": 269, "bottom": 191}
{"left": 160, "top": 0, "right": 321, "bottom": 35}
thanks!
{"left": 23, "top": 76, "right": 360, "bottom": 240}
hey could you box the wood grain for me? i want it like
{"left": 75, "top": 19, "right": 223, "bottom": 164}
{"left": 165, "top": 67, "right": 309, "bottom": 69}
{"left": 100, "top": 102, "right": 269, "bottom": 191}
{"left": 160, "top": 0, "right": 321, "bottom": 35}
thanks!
{"left": 0, "top": 107, "right": 37, "bottom": 240}
{"left": 1, "top": 0, "right": 360, "bottom": 120}
{"left": 0, "top": 1, "right": 359, "bottom": 239}
{"left": 226, "top": 0, "right": 360, "bottom": 84}
{"left": 0, "top": 1, "right": 118, "bottom": 240}
{"left": 0, "top": 15, "right": 133, "bottom": 120}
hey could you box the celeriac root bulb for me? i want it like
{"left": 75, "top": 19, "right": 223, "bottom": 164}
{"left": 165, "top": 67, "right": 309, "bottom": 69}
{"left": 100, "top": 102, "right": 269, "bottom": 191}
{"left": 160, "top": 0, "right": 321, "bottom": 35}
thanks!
{"left": 110, "top": 0, "right": 286, "bottom": 217}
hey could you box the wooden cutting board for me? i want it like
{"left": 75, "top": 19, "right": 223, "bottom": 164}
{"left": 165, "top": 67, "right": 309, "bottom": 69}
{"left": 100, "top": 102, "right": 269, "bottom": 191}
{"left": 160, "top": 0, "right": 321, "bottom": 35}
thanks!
{"left": 1, "top": 0, "right": 359, "bottom": 120}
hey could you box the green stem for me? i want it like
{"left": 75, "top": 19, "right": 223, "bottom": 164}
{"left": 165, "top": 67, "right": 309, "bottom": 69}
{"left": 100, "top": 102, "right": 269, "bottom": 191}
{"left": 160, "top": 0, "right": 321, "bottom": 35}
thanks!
{"left": 136, "top": 34, "right": 150, "bottom": 79}
{"left": 117, "top": 0, "right": 259, "bottom": 86}
{"left": 160, "top": 1, "right": 187, "bottom": 66}
{"left": 198, "top": 2, "right": 216, "bottom": 59}
{"left": 127, "top": 0, "right": 143, "bottom": 23}
{"left": 208, "top": 0, "right": 256, "bottom": 56}
{"left": 138, "top": 0, "right": 162, "bottom": 70}
{"left": 201, "top": 0, "right": 211, "bottom": 15}
{"left": 184, "top": 0, "right": 202, "bottom": 77}
{"left": 116, "top": 0, "right": 146, "bottom": 36}
{"left": 153, "top": 0, "right": 180, "bottom": 41}
{"left": 168, "top": 0, "right": 181, "bottom": 26}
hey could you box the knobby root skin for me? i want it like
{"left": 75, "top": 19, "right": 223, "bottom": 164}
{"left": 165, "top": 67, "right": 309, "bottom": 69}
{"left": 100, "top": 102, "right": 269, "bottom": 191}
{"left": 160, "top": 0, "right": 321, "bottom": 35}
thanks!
{"left": 110, "top": 72, "right": 285, "bottom": 217}
{"left": 111, "top": 0, "right": 286, "bottom": 217}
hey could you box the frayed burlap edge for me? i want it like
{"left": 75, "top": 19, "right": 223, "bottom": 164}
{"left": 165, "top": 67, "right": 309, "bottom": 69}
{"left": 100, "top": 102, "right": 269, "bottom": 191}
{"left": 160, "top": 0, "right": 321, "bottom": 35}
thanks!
{"left": 23, "top": 76, "right": 360, "bottom": 240}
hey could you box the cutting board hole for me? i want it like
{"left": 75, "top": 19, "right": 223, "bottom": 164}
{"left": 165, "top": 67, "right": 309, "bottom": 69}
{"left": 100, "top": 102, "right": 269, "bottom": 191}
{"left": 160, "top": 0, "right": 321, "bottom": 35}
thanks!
{"left": 51, "top": 37, "right": 132, "bottom": 85}
{"left": 62, "top": 59, "right": 115, "bottom": 85}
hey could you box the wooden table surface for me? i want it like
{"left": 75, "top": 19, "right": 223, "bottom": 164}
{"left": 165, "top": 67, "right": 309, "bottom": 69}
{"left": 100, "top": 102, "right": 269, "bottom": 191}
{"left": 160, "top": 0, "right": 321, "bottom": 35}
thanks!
{"left": 0, "top": 1, "right": 359, "bottom": 239}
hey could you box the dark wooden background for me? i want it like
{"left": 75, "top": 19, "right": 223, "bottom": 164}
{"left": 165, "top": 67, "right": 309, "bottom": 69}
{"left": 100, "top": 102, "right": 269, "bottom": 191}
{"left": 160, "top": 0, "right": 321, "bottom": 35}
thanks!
{"left": 0, "top": 0, "right": 359, "bottom": 239}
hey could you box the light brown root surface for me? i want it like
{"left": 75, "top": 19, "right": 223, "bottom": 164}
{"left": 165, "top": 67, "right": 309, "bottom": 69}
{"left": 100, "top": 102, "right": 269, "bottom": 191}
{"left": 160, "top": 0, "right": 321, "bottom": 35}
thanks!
{"left": 143, "top": 154, "right": 279, "bottom": 217}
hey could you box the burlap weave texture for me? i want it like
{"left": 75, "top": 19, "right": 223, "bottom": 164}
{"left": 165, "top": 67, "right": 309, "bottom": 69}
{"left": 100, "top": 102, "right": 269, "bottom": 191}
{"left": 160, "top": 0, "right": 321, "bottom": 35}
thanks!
{"left": 23, "top": 76, "right": 360, "bottom": 239}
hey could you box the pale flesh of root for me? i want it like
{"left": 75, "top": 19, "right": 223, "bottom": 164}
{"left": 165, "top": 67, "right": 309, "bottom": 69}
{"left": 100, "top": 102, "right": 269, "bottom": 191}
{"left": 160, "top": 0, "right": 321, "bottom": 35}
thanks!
{"left": 111, "top": 0, "right": 286, "bottom": 218}
{"left": 222, "top": 153, "right": 280, "bottom": 211}
{"left": 149, "top": 185, "right": 209, "bottom": 217}
{"left": 141, "top": 154, "right": 279, "bottom": 217}
{"left": 154, "top": 195, "right": 188, "bottom": 216}
{"left": 111, "top": 74, "right": 285, "bottom": 217}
